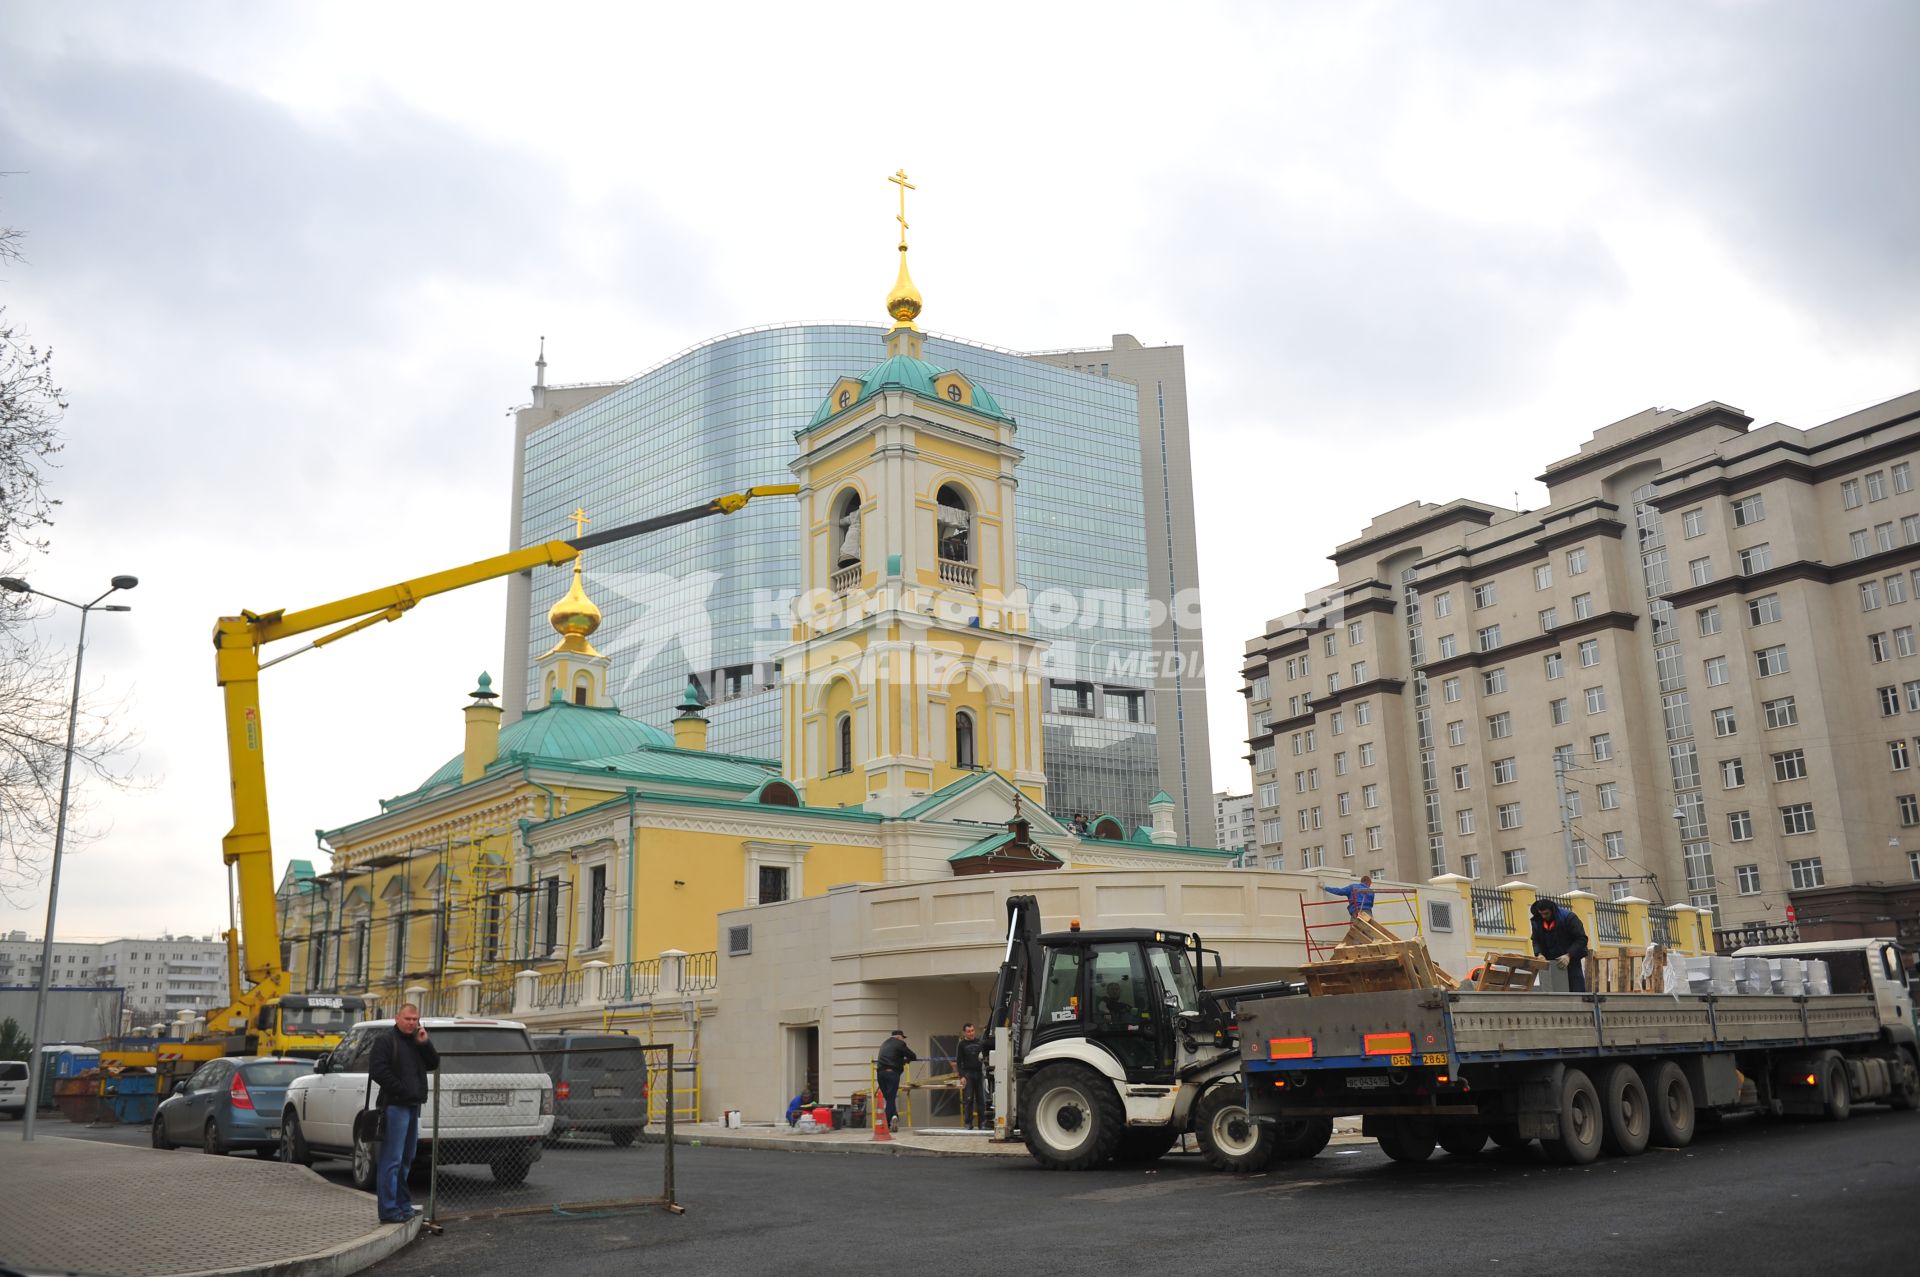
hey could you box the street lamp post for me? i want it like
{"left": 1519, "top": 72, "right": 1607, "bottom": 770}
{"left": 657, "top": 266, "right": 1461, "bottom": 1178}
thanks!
{"left": 1, "top": 573, "right": 137, "bottom": 1141}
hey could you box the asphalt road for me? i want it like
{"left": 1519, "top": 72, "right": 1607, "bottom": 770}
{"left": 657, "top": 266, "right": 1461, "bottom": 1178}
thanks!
{"left": 347, "top": 1108, "right": 1920, "bottom": 1277}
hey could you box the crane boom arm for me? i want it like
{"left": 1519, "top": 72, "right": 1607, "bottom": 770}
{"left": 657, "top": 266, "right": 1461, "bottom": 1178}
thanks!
{"left": 205, "top": 484, "right": 798, "bottom": 1038}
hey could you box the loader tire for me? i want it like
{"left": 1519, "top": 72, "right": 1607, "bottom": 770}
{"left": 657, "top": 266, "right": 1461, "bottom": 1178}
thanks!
{"left": 1194, "top": 1083, "right": 1277, "bottom": 1173}
{"left": 1272, "top": 1115, "right": 1334, "bottom": 1161}
{"left": 1020, "top": 1064, "right": 1123, "bottom": 1170}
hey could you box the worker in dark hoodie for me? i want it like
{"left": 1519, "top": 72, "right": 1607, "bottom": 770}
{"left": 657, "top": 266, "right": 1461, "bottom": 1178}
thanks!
{"left": 1530, "top": 899, "right": 1591, "bottom": 992}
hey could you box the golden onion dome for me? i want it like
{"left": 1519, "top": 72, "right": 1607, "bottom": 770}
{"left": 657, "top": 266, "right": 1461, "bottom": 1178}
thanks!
{"left": 885, "top": 246, "right": 923, "bottom": 330}
{"left": 546, "top": 558, "right": 603, "bottom": 653}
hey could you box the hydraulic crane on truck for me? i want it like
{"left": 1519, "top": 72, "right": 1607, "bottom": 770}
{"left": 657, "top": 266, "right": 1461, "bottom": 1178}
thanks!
{"left": 985, "top": 893, "right": 1332, "bottom": 1171}
{"left": 109, "top": 486, "right": 798, "bottom": 1083}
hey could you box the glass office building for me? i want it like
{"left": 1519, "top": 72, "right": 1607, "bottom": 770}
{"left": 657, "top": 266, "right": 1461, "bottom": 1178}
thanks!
{"left": 507, "top": 323, "right": 1167, "bottom": 831}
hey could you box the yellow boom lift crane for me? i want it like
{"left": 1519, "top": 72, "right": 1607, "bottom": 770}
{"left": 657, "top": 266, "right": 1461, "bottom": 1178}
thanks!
{"left": 108, "top": 487, "right": 797, "bottom": 1082}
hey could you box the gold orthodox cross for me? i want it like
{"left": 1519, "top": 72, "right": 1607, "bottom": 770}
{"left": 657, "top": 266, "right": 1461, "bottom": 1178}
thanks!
{"left": 889, "top": 168, "right": 915, "bottom": 247}
{"left": 568, "top": 508, "right": 592, "bottom": 538}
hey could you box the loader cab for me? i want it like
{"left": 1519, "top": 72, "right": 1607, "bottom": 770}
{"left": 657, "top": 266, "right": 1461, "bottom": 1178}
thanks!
{"left": 1030, "top": 928, "right": 1202, "bottom": 1083}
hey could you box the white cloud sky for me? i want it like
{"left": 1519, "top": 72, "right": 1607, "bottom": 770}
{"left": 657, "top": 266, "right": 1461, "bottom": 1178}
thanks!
{"left": 1, "top": 0, "right": 1915, "bottom": 940}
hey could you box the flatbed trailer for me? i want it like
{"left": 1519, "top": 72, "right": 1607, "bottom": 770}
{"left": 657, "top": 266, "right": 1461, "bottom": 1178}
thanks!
{"left": 1237, "top": 938, "right": 1919, "bottom": 1165}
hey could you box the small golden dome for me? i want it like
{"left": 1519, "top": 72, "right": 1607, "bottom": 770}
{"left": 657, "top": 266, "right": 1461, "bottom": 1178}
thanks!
{"left": 546, "top": 558, "right": 603, "bottom": 655}
{"left": 886, "top": 246, "right": 922, "bottom": 329}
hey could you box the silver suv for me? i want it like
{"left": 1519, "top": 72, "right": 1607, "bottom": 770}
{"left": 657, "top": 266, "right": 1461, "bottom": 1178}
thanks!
{"left": 278, "top": 1017, "right": 553, "bottom": 1187}
{"left": 0, "top": 1059, "right": 27, "bottom": 1119}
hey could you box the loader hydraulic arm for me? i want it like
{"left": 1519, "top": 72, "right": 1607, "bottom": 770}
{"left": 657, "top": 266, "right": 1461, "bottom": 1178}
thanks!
{"left": 206, "top": 485, "right": 798, "bottom": 1034}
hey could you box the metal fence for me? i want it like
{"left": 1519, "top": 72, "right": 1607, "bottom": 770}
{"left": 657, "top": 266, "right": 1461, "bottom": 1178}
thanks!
{"left": 1594, "top": 902, "right": 1629, "bottom": 944}
{"left": 1471, "top": 887, "right": 1516, "bottom": 935}
{"left": 422, "top": 1040, "right": 679, "bottom": 1224}
{"left": 1649, "top": 909, "right": 1673, "bottom": 948}
{"left": 606, "top": 957, "right": 661, "bottom": 1001}
{"left": 682, "top": 951, "right": 718, "bottom": 991}
{"left": 530, "top": 969, "right": 583, "bottom": 1009}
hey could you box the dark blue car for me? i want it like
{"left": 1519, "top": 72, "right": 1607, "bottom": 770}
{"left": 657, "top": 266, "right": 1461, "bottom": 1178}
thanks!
{"left": 152, "top": 1057, "right": 314, "bottom": 1156}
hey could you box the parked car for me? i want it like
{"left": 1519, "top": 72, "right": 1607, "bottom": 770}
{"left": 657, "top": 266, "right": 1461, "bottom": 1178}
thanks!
{"left": 532, "top": 1032, "right": 649, "bottom": 1145}
{"left": 0, "top": 1059, "right": 27, "bottom": 1119}
{"left": 278, "top": 1017, "right": 553, "bottom": 1188}
{"left": 151, "top": 1057, "right": 314, "bottom": 1156}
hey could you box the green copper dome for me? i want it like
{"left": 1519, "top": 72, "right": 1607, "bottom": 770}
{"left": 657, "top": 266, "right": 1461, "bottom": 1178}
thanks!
{"left": 406, "top": 699, "right": 674, "bottom": 796}
{"left": 804, "top": 354, "right": 1010, "bottom": 432}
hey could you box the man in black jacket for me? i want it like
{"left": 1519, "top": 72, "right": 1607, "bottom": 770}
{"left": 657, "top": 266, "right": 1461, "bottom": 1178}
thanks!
{"left": 368, "top": 1004, "right": 439, "bottom": 1223}
{"left": 955, "top": 1023, "right": 988, "bottom": 1131}
{"left": 875, "top": 1029, "right": 916, "bottom": 1132}
{"left": 1530, "top": 900, "right": 1592, "bottom": 993}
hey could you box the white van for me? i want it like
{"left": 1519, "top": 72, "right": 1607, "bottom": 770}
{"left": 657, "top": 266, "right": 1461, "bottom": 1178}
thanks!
{"left": 278, "top": 1017, "right": 553, "bottom": 1187}
{"left": 0, "top": 1059, "right": 27, "bottom": 1119}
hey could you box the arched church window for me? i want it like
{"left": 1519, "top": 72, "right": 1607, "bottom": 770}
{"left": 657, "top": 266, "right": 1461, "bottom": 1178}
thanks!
{"left": 573, "top": 674, "right": 591, "bottom": 706}
{"left": 955, "top": 709, "right": 977, "bottom": 768}
{"left": 936, "top": 484, "right": 973, "bottom": 564}
{"left": 835, "top": 713, "right": 853, "bottom": 775}
{"left": 834, "top": 489, "right": 862, "bottom": 569}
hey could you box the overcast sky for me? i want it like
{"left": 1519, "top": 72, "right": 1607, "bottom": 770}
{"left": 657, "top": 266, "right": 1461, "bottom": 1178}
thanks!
{"left": 2, "top": 0, "right": 1915, "bottom": 942}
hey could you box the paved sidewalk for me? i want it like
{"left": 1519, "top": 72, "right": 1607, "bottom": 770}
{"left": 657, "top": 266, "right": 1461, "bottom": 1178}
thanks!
{"left": 0, "top": 1136, "right": 417, "bottom": 1277}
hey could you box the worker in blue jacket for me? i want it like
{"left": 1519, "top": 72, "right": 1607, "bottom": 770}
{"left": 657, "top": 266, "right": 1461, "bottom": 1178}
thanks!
{"left": 785, "top": 1086, "right": 815, "bottom": 1126}
{"left": 1324, "top": 873, "right": 1375, "bottom": 917}
{"left": 1530, "top": 899, "right": 1591, "bottom": 992}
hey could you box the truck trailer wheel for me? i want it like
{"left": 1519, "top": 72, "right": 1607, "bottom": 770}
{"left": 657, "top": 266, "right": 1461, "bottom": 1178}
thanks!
{"left": 1890, "top": 1049, "right": 1920, "bottom": 1111}
{"left": 1272, "top": 1116, "right": 1334, "bottom": 1161}
{"left": 1645, "top": 1061, "right": 1695, "bottom": 1148}
{"left": 1487, "top": 1124, "right": 1531, "bottom": 1150}
{"left": 1822, "top": 1057, "right": 1852, "bottom": 1122}
{"left": 1020, "top": 1064, "right": 1123, "bottom": 1170}
{"left": 1542, "top": 1068, "right": 1603, "bottom": 1165}
{"left": 1600, "top": 1063, "right": 1651, "bottom": 1156}
{"left": 1193, "top": 1084, "right": 1276, "bottom": 1172}
{"left": 1436, "top": 1124, "right": 1488, "bottom": 1157}
{"left": 1375, "top": 1118, "right": 1437, "bottom": 1163}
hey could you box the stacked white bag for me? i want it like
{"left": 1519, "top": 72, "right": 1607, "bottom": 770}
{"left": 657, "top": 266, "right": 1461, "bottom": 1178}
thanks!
{"left": 1769, "top": 957, "right": 1807, "bottom": 995}
{"left": 1805, "top": 958, "right": 1832, "bottom": 995}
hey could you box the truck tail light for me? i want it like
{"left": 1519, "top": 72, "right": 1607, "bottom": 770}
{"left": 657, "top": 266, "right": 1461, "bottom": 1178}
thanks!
{"left": 1269, "top": 1037, "right": 1314, "bottom": 1059}
{"left": 1364, "top": 1032, "right": 1414, "bottom": 1056}
{"left": 555, "top": 1081, "right": 571, "bottom": 1100}
{"left": 229, "top": 1074, "right": 255, "bottom": 1110}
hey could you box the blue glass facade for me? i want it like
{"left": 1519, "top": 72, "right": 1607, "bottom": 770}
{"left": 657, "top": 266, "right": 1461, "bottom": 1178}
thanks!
{"left": 517, "top": 324, "right": 1160, "bottom": 830}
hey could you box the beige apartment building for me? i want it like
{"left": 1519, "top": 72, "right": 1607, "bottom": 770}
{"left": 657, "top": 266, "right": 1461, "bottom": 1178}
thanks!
{"left": 1243, "top": 390, "right": 1920, "bottom": 939}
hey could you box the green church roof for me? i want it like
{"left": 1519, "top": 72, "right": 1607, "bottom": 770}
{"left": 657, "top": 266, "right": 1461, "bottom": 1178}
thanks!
{"left": 803, "top": 353, "right": 1011, "bottom": 432}
{"left": 398, "top": 699, "right": 675, "bottom": 804}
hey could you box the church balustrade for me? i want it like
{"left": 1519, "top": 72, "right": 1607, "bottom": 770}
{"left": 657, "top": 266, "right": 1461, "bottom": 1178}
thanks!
{"left": 832, "top": 564, "right": 861, "bottom": 595}
{"left": 938, "top": 558, "right": 977, "bottom": 590}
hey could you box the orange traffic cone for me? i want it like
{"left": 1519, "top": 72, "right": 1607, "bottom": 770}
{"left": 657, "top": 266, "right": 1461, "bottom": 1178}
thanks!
{"left": 871, "top": 1084, "right": 892, "bottom": 1143}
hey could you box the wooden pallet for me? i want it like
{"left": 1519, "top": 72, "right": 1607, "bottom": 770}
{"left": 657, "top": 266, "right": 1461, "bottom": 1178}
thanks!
{"left": 1471, "top": 951, "right": 1549, "bottom": 991}
{"left": 1585, "top": 945, "right": 1667, "bottom": 993}
{"left": 1305, "top": 917, "right": 1460, "bottom": 995}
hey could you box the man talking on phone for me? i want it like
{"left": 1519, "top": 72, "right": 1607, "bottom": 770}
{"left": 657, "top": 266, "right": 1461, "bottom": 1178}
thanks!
{"left": 369, "top": 1003, "right": 439, "bottom": 1224}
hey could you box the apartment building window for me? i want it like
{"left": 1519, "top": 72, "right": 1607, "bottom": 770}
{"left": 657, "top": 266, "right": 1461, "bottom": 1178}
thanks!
{"left": 1781, "top": 803, "right": 1817, "bottom": 836}
{"left": 1748, "top": 594, "right": 1782, "bottom": 626}
{"left": 1566, "top": 788, "right": 1584, "bottom": 817}
{"left": 1483, "top": 668, "right": 1508, "bottom": 695}
{"left": 1851, "top": 529, "right": 1872, "bottom": 559}
{"left": 1334, "top": 750, "right": 1349, "bottom": 775}
{"left": 1540, "top": 606, "right": 1561, "bottom": 630}
{"left": 1900, "top": 794, "right": 1920, "bottom": 827}
{"left": 1503, "top": 848, "right": 1528, "bottom": 875}
{"left": 1604, "top": 831, "right": 1625, "bottom": 860}
{"left": 1682, "top": 509, "right": 1706, "bottom": 538}
{"left": 1591, "top": 733, "right": 1613, "bottom": 761}
{"left": 1689, "top": 557, "right": 1715, "bottom": 586}
{"left": 1664, "top": 691, "right": 1694, "bottom": 740}
{"left": 1722, "top": 757, "right": 1746, "bottom": 787}
{"left": 1492, "top": 757, "right": 1518, "bottom": 785}
{"left": 1544, "top": 652, "right": 1564, "bottom": 679}
{"left": 1868, "top": 470, "right": 1888, "bottom": 501}
{"left": 1487, "top": 711, "right": 1513, "bottom": 739}
{"left": 1550, "top": 698, "right": 1571, "bottom": 726}
{"left": 1261, "top": 781, "right": 1280, "bottom": 806}
{"left": 1533, "top": 564, "right": 1553, "bottom": 590}
{"left": 1907, "top": 681, "right": 1920, "bottom": 711}
{"left": 1325, "top": 632, "right": 1338, "bottom": 657}
{"left": 1843, "top": 478, "right": 1863, "bottom": 509}
{"left": 1764, "top": 696, "right": 1799, "bottom": 728}
{"left": 1355, "top": 701, "right": 1372, "bottom": 726}
{"left": 1572, "top": 592, "right": 1594, "bottom": 620}
{"left": 1327, "top": 672, "right": 1341, "bottom": 695}
{"left": 1457, "top": 808, "right": 1476, "bottom": 834}
{"left": 1362, "top": 784, "right": 1380, "bottom": 809}
{"left": 1878, "top": 522, "right": 1897, "bottom": 552}
{"left": 1358, "top": 742, "right": 1376, "bottom": 766}
{"left": 1892, "top": 573, "right": 1912, "bottom": 603}
{"left": 1880, "top": 686, "right": 1902, "bottom": 717}
{"left": 1731, "top": 493, "right": 1766, "bottom": 527}
{"left": 1578, "top": 639, "right": 1601, "bottom": 668}
{"left": 1863, "top": 580, "right": 1883, "bottom": 610}
{"left": 1729, "top": 810, "right": 1754, "bottom": 842}
{"left": 1366, "top": 826, "right": 1383, "bottom": 851}
{"left": 1912, "top": 850, "right": 1920, "bottom": 880}
{"left": 1739, "top": 543, "right": 1774, "bottom": 574}
{"left": 1736, "top": 864, "right": 1761, "bottom": 894}
{"left": 1434, "top": 591, "right": 1453, "bottom": 617}
{"left": 1892, "top": 740, "right": 1911, "bottom": 770}
{"left": 1341, "top": 832, "right": 1356, "bottom": 857}
{"left": 1872, "top": 633, "right": 1893, "bottom": 663}
{"left": 1567, "top": 547, "right": 1589, "bottom": 575}
{"left": 1351, "top": 660, "right": 1369, "bottom": 683}
{"left": 1453, "top": 764, "right": 1472, "bottom": 790}
{"left": 1437, "top": 634, "right": 1458, "bottom": 658}
{"left": 1254, "top": 745, "right": 1275, "bottom": 771}
{"left": 1713, "top": 707, "right": 1738, "bottom": 737}
{"left": 1473, "top": 583, "right": 1497, "bottom": 608}
{"left": 1698, "top": 605, "right": 1722, "bottom": 637}
{"left": 1446, "top": 720, "right": 1465, "bottom": 746}
{"left": 1595, "top": 781, "right": 1620, "bottom": 810}
{"left": 1330, "top": 710, "right": 1345, "bottom": 735}
{"left": 1249, "top": 674, "right": 1271, "bottom": 701}
{"left": 1755, "top": 645, "right": 1790, "bottom": 677}
{"left": 1773, "top": 749, "right": 1808, "bottom": 781}
{"left": 1443, "top": 677, "right": 1462, "bottom": 703}
{"left": 1895, "top": 461, "right": 1913, "bottom": 494}
{"left": 1337, "top": 791, "right": 1352, "bottom": 816}
{"left": 1788, "top": 855, "right": 1824, "bottom": 886}
{"left": 1297, "top": 809, "right": 1311, "bottom": 833}
{"left": 1703, "top": 656, "right": 1729, "bottom": 687}
{"left": 1261, "top": 819, "right": 1283, "bottom": 843}
{"left": 1585, "top": 685, "right": 1609, "bottom": 714}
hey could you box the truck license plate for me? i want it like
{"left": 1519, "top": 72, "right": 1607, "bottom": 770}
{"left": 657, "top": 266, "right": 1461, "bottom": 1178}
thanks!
{"left": 592, "top": 1086, "right": 623, "bottom": 1098}
{"left": 1346, "top": 1076, "right": 1391, "bottom": 1090}
{"left": 459, "top": 1090, "right": 509, "bottom": 1105}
